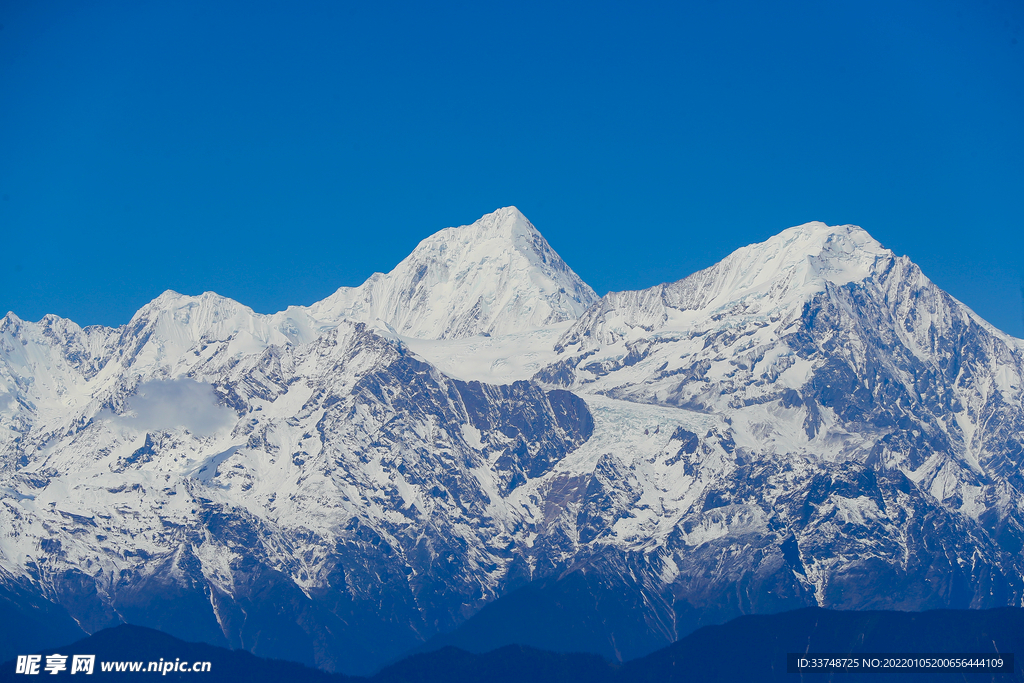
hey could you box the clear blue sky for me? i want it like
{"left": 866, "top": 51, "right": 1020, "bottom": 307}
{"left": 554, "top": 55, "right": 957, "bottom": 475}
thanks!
{"left": 1, "top": 0, "right": 1022, "bottom": 336}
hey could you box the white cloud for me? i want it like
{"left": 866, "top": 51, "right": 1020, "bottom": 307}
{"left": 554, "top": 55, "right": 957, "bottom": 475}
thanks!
{"left": 113, "top": 378, "right": 236, "bottom": 437}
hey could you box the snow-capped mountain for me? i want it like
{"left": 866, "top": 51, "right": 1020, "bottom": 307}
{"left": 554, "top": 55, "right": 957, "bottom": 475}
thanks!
{"left": 519, "top": 221, "right": 1024, "bottom": 650}
{"left": 310, "top": 206, "right": 598, "bottom": 339}
{"left": 1, "top": 213, "right": 1023, "bottom": 673}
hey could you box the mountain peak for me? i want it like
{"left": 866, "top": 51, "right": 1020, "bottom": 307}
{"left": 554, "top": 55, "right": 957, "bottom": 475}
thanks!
{"left": 130, "top": 290, "right": 258, "bottom": 326}
{"left": 408, "top": 206, "right": 540, "bottom": 261}
{"left": 459, "top": 205, "right": 533, "bottom": 234}
{"left": 309, "top": 208, "right": 598, "bottom": 339}
{"left": 555, "top": 221, "right": 898, "bottom": 351}
{"left": 686, "top": 221, "right": 893, "bottom": 314}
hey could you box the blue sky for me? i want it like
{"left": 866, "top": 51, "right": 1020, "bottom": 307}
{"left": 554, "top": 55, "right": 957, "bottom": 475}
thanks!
{"left": 1, "top": 0, "right": 1022, "bottom": 336}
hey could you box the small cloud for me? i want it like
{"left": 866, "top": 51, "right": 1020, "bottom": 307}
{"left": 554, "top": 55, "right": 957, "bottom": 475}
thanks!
{"left": 112, "top": 378, "right": 236, "bottom": 437}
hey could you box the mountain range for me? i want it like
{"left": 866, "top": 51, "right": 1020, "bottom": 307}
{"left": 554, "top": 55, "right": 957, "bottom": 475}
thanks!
{"left": 2, "top": 207, "right": 1023, "bottom": 673}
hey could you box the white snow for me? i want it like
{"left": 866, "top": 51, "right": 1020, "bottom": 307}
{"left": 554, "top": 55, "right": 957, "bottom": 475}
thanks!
{"left": 308, "top": 207, "right": 597, "bottom": 340}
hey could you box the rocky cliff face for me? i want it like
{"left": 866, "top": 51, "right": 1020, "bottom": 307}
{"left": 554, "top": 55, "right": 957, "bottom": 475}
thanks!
{"left": 0, "top": 314, "right": 594, "bottom": 672}
{"left": 515, "top": 222, "right": 1024, "bottom": 655}
{"left": 1, "top": 214, "right": 1023, "bottom": 673}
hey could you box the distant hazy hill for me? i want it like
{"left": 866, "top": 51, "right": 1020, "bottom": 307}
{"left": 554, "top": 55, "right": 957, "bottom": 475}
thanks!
{"left": 5, "top": 607, "right": 1022, "bottom": 682}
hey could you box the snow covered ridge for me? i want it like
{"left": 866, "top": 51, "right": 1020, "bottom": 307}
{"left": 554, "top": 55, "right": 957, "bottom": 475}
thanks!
{"left": 558, "top": 221, "right": 939, "bottom": 349}
{"left": 2, "top": 212, "right": 1024, "bottom": 674}
{"left": 310, "top": 206, "right": 599, "bottom": 339}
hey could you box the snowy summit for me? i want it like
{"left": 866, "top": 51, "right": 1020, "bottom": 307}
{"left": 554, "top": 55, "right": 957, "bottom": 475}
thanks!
{"left": 309, "top": 206, "right": 598, "bottom": 339}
